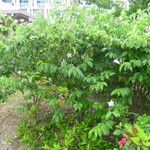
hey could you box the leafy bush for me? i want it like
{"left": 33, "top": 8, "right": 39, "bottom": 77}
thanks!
{"left": 84, "top": 0, "right": 122, "bottom": 16}
{"left": 0, "top": 6, "right": 150, "bottom": 149}
{"left": 85, "top": 0, "right": 116, "bottom": 8}
{"left": 129, "top": 0, "right": 150, "bottom": 14}
{"left": 0, "top": 14, "right": 17, "bottom": 101}
{"left": 117, "top": 115, "right": 150, "bottom": 149}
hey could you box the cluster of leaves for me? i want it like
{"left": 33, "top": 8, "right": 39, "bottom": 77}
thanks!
{"left": 84, "top": 0, "right": 122, "bottom": 16}
{"left": 129, "top": 0, "right": 150, "bottom": 14}
{"left": 0, "top": 14, "right": 18, "bottom": 101}
{"left": 124, "top": 124, "right": 150, "bottom": 149}
{"left": 0, "top": 5, "right": 150, "bottom": 149}
{"left": 114, "top": 114, "right": 150, "bottom": 150}
{"left": 85, "top": 0, "right": 117, "bottom": 8}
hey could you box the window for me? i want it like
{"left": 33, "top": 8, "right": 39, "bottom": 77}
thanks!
{"left": 2, "top": 0, "right": 12, "bottom": 3}
{"left": 20, "top": 0, "right": 29, "bottom": 7}
{"left": 37, "top": 0, "right": 45, "bottom": 8}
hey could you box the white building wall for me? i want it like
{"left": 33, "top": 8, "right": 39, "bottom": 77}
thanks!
{"left": 0, "top": 0, "right": 130, "bottom": 18}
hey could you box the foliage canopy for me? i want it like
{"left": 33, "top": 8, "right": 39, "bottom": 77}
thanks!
{"left": 0, "top": 6, "right": 150, "bottom": 149}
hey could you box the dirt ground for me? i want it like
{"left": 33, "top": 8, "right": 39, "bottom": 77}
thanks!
{"left": 0, "top": 93, "right": 23, "bottom": 150}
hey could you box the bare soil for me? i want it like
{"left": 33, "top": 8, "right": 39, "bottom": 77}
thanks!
{"left": 0, "top": 93, "right": 23, "bottom": 150}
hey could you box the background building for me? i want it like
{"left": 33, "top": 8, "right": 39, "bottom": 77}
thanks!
{"left": 0, "top": 0, "right": 78, "bottom": 22}
{"left": 0, "top": 0, "right": 77, "bottom": 15}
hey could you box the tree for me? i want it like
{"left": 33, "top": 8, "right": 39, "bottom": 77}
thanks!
{"left": 129, "top": 0, "right": 150, "bottom": 13}
{"left": 0, "top": 6, "right": 150, "bottom": 149}
{"left": 85, "top": 0, "right": 116, "bottom": 9}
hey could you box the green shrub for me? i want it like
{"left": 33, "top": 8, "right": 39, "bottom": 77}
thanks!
{"left": 129, "top": 0, "right": 150, "bottom": 14}
{"left": 1, "top": 6, "right": 150, "bottom": 149}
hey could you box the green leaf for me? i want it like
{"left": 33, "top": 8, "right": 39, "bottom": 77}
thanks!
{"left": 106, "top": 111, "right": 112, "bottom": 119}
{"left": 85, "top": 57, "right": 93, "bottom": 68}
{"left": 120, "top": 62, "right": 132, "bottom": 71}
{"left": 90, "top": 82, "right": 107, "bottom": 91}
{"left": 113, "top": 110, "right": 120, "bottom": 117}
{"left": 113, "top": 129, "right": 122, "bottom": 136}
{"left": 111, "top": 88, "right": 131, "bottom": 97}
{"left": 93, "top": 102, "right": 103, "bottom": 110}
{"left": 74, "top": 103, "right": 83, "bottom": 111}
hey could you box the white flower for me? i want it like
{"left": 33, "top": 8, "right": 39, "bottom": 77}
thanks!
{"left": 108, "top": 100, "right": 115, "bottom": 107}
{"left": 67, "top": 53, "right": 72, "bottom": 58}
{"left": 17, "top": 71, "right": 21, "bottom": 75}
{"left": 113, "top": 59, "right": 120, "bottom": 64}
